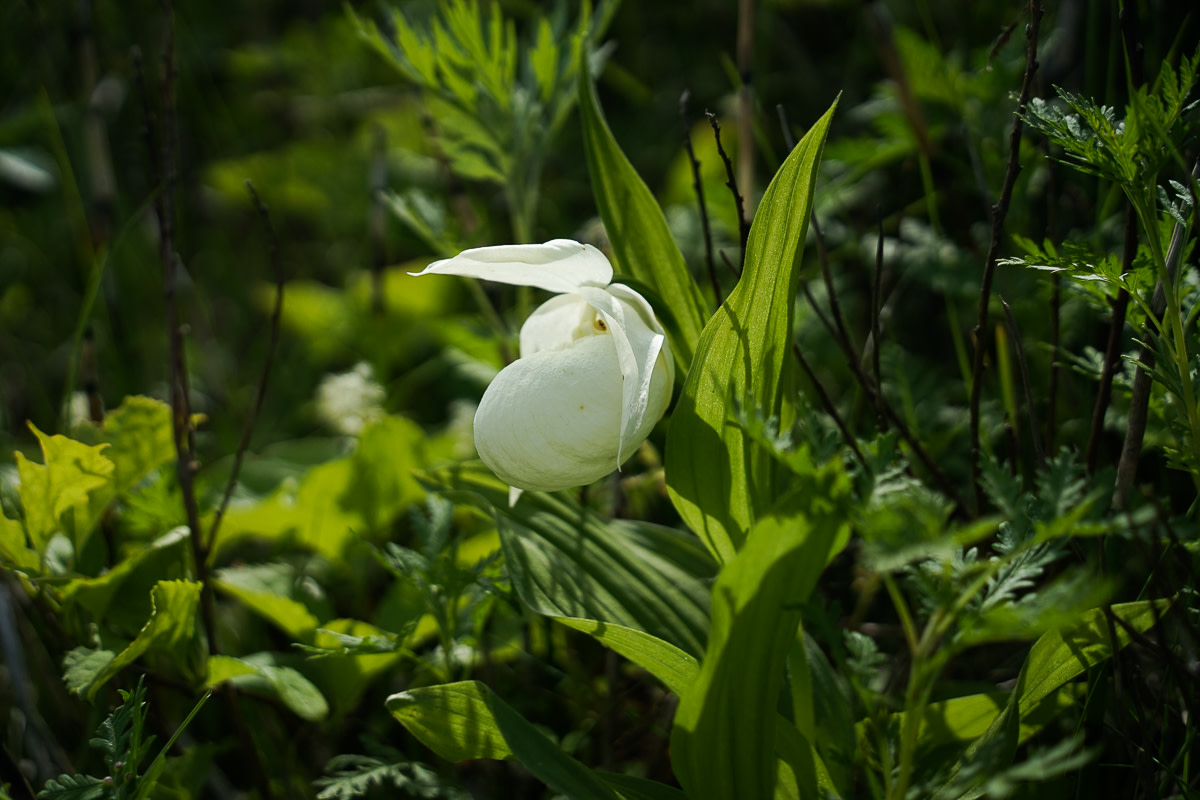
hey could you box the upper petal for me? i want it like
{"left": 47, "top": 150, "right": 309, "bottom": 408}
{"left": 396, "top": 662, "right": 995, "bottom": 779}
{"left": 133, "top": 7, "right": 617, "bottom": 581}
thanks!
{"left": 409, "top": 239, "right": 613, "bottom": 294}
{"left": 518, "top": 293, "right": 594, "bottom": 357}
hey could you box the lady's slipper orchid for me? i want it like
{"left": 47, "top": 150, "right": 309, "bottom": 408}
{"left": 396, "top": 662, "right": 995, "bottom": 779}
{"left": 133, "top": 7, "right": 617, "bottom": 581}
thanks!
{"left": 412, "top": 240, "right": 674, "bottom": 493}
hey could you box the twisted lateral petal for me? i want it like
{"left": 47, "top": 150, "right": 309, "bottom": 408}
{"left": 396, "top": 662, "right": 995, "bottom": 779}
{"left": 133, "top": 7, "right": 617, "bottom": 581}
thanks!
{"left": 474, "top": 335, "right": 626, "bottom": 492}
{"left": 576, "top": 287, "right": 670, "bottom": 465}
{"left": 409, "top": 239, "right": 612, "bottom": 294}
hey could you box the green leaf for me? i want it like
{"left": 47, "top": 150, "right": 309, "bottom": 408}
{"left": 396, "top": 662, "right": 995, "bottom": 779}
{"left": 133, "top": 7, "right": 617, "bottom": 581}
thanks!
{"left": 387, "top": 681, "right": 622, "bottom": 800}
{"left": 35, "top": 774, "right": 105, "bottom": 800}
{"left": 0, "top": 512, "right": 39, "bottom": 573}
{"left": 62, "top": 647, "right": 116, "bottom": 696}
{"left": 206, "top": 654, "right": 329, "bottom": 721}
{"left": 554, "top": 617, "right": 699, "bottom": 696}
{"left": 80, "top": 580, "right": 203, "bottom": 700}
{"left": 579, "top": 60, "right": 710, "bottom": 369}
{"left": 670, "top": 481, "right": 850, "bottom": 800}
{"left": 59, "top": 527, "right": 191, "bottom": 633}
{"left": 428, "top": 466, "right": 714, "bottom": 656}
{"left": 789, "top": 631, "right": 855, "bottom": 794}
{"left": 665, "top": 99, "right": 838, "bottom": 563}
{"left": 933, "top": 599, "right": 1170, "bottom": 799}
{"left": 213, "top": 563, "right": 320, "bottom": 640}
{"left": 1017, "top": 599, "right": 1167, "bottom": 715}
{"left": 93, "top": 396, "right": 175, "bottom": 495}
{"left": 214, "top": 415, "right": 426, "bottom": 560}
{"left": 14, "top": 423, "right": 115, "bottom": 557}
{"left": 597, "top": 773, "right": 688, "bottom": 800}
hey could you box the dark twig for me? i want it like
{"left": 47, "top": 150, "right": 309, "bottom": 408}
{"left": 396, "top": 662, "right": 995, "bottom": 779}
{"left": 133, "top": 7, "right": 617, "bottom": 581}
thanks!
{"left": 1045, "top": 155, "right": 1060, "bottom": 452}
{"left": 1113, "top": 207, "right": 1192, "bottom": 509}
{"left": 736, "top": 0, "right": 755, "bottom": 206}
{"left": 706, "top": 111, "right": 749, "bottom": 267}
{"left": 682, "top": 91, "right": 720, "bottom": 306}
{"left": 369, "top": 125, "right": 388, "bottom": 315}
{"left": 870, "top": 208, "right": 886, "bottom": 431}
{"left": 1087, "top": 3, "right": 1146, "bottom": 473}
{"left": 1000, "top": 297, "right": 1045, "bottom": 465}
{"left": 792, "top": 342, "right": 866, "bottom": 469}
{"left": 140, "top": 11, "right": 275, "bottom": 799}
{"left": 209, "top": 182, "right": 285, "bottom": 545}
{"left": 968, "top": 0, "right": 1043, "bottom": 512}
{"left": 1086, "top": 211, "right": 1135, "bottom": 473}
{"left": 139, "top": 3, "right": 210, "bottom": 647}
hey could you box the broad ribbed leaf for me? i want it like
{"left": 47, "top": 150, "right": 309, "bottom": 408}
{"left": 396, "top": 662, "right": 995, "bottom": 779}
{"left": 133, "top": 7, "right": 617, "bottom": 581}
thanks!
{"left": 555, "top": 617, "right": 699, "bottom": 696}
{"left": 428, "top": 466, "right": 714, "bottom": 656}
{"left": 670, "top": 478, "right": 850, "bottom": 800}
{"left": 579, "top": 64, "right": 709, "bottom": 369}
{"left": 665, "top": 99, "right": 838, "bottom": 563}
{"left": 388, "top": 681, "right": 622, "bottom": 800}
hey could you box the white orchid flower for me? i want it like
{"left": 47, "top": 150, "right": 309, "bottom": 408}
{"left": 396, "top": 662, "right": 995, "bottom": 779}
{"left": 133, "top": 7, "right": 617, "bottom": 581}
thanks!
{"left": 412, "top": 239, "right": 674, "bottom": 494}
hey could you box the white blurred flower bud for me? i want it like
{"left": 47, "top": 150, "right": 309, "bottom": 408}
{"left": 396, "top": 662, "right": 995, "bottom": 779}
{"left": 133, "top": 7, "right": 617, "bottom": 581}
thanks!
{"left": 315, "top": 362, "right": 385, "bottom": 436}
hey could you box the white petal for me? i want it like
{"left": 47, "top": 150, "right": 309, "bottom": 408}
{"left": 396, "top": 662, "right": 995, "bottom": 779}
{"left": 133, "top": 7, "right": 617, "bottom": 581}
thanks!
{"left": 474, "top": 335, "right": 625, "bottom": 491}
{"left": 409, "top": 239, "right": 612, "bottom": 294}
{"left": 577, "top": 285, "right": 674, "bottom": 465}
{"left": 518, "top": 293, "right": 594, "bottom": 356}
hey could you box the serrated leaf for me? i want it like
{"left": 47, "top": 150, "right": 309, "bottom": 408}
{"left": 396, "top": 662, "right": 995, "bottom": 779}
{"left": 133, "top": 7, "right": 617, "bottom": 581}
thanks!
{"left": 579, "top": 58, "right": 709, "bottom": 369}
{"left": 80, "top": 580, "right": 202, "bottom": 699}
{"left": 94, "top": 396, "right": 175, "bottom": 495}
{"left": 666, "top": 99, "right": 838, "bottom": 563}
{"left": 59, "top": 527, "right": 191, "bottom": 632}
{"left": 387, "top": 681, "right": 621, "bottom": 800}
{"left": 35, "top": 774, "right": 105, "bottom": 800}
{"left": 206, "top": 654, "right": 329, "bottom": 721}
{"left": 62, "top": 647, "right": 116, "bottom": 696}
{"left": 14, "top": 423, "right": 114, "bottom": 557}
{"left": 0, "top": 512, "right": 39, "bottom": 573}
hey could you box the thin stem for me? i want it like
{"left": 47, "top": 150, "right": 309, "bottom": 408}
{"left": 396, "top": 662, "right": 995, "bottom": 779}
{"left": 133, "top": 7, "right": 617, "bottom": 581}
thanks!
{"left": 1000, "top": 297, "right": 1045, "bottom": 465}
{"left": 706, "top": 111, "right": 749, "bottom": 268}
{"left": 792, "top": 342, "right": 866, "bottom": 469}
{"left": 871, "top": 209, "right": 886, "bottom": 431}
{"left": 736, "top": 0, "right": 756, "bottom": 207}
{"left": 969, "top": 0, "right": 1043, "bottom": 512}
{"left": 1087, "top": 210, "right": 1136, "bottom": 473}
{"left": 209, "top": 182, "right": 286, "bottom": 548}
{"left": 682, "top": 91, "right": 720, "bottom": 306}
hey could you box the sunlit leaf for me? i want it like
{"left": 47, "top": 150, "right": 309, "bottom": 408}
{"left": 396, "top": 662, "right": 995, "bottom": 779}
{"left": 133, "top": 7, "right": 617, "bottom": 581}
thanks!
{"left": 387, "top": 681, "right": 622, "bottom": 800}
{"left": 213, "top": 563, "right": 321, "bottom": 640}
{"left": 15, "top": 423, "right": 115, "bottom": 557}
{"left": 554, "top": 617, "right": 699, "bottom": 696}
{"left": 665, "top": 99, "right": 838, "bottom": 563}
{"left": 670, "top": 478, "right": 850, "bottom": 800}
